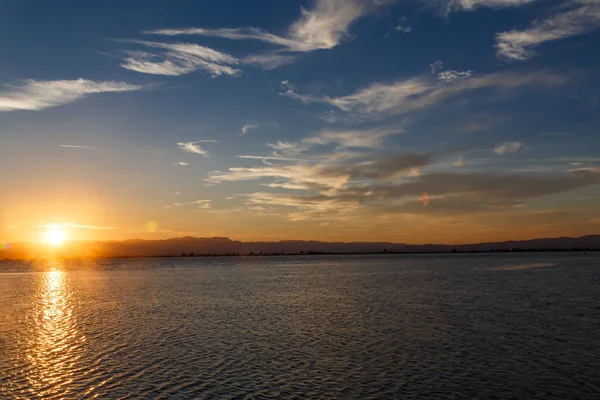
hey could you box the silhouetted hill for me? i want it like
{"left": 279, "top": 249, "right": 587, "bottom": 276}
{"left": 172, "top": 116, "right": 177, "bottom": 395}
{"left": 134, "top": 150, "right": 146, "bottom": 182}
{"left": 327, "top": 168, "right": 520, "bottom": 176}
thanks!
{"left": 2, "top": 235, "right": 600, "bottom": 259}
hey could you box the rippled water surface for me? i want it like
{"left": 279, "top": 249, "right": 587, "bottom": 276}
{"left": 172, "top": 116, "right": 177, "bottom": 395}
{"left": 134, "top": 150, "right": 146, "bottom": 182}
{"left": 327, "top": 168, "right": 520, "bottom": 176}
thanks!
{"left": 1, "top": 253, "right": 599, "bottom": 399}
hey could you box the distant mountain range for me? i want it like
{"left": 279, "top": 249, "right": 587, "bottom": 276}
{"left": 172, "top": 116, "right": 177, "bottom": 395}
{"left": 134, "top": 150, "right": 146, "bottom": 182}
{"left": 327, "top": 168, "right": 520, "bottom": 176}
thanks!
{"left": 2, "top": 235, "right": 600, "bottom": 259}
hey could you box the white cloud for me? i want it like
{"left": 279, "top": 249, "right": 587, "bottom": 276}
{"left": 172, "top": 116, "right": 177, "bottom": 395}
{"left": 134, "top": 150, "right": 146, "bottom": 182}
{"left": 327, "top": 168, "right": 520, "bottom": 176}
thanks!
{"left": 208, "top": 151, "right": 433, "bottom": 194}
{"left": 176, "top": 162, "right": 189, "bottom": 166}
{"left": 146, "top": 0, "right": 392, "bottom": 53}
{"left": 494, "top": 141, "right": 522, "bottom": 154}
{"left": 207, "top": 164, "right": 350, "bottom": 191}
{"left": 238, "top": 155, "right": 305, "bottom": 162}
{"left": 430, "top": 60, "right": 444, "bottom": 75}
{"left": 0, "top": 79, "right": 143, "bottom": 111}
{"left": 177, "top": 140, "right": 217, "bottom": 156}
{"left": 429, "top": 61, "right": 472, "bottom": 82}
{"left": 437, "top": 69, "right": 473, "bottom": 83}
{"left": 385, "top": 17, "right": 413, "bottom": 37}
{"left": 193, "top": 200, "right": 212, "bottom": 209}
{"left": 165, "top": 200, "right": 212, "bottom": 209}
{"left": 496, "top": 0, "right": 600, "bottom": 60}
{"left": 242, "top": 53, "right": 298, "bottom": 70}
{"left": 431, "top": 0, "right": 538, "bottom": 13}
{"left": 264, "top": 127, "right": 402, "bottom": 158}
{"left": 120, "top": 42, "right": 241, "bottom": 77}
{"left": 241, "top": 123, "right": 259, "bottom": 135}
{"left": 302, "top": 127, "right": 402, "bottom": 149}
{"left": 281, "top": 71, "right": 566, "bottom": 117}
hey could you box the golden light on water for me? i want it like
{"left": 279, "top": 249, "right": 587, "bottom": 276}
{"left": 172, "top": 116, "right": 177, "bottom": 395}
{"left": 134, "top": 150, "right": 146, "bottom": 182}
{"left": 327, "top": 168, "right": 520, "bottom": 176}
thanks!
{"left": 24, "top": 263, "right": 85, "bottom": 397}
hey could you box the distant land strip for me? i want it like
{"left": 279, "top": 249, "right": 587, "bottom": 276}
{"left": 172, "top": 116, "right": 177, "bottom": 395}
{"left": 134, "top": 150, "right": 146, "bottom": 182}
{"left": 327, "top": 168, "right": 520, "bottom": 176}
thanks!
{"left": 1, "top": 235, "right": 599, "bottom": 260}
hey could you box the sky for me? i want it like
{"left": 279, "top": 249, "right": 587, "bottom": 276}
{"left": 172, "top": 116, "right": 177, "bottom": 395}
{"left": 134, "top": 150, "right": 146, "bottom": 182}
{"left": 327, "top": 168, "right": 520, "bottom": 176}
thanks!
{"left": 1, "top": 0, "right": 600, "bottom": 245}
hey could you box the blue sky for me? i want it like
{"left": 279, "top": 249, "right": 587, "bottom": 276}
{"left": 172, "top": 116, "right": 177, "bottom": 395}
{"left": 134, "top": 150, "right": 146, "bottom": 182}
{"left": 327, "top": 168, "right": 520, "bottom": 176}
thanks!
{"left": 1, "top": 0, "right": 600, "bottom": 244}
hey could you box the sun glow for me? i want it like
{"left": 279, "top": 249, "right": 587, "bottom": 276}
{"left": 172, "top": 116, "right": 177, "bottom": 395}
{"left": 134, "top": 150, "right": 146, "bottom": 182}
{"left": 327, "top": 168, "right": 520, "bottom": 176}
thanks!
{"left": 43, "top": 225, "right": 67, "bottom": 246}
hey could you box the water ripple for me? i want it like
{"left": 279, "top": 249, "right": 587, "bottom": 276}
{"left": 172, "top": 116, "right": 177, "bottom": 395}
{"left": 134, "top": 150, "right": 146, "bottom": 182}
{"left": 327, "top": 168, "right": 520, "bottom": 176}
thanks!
{"left": 1, "top": 254, "right": 599, "bottom": 398}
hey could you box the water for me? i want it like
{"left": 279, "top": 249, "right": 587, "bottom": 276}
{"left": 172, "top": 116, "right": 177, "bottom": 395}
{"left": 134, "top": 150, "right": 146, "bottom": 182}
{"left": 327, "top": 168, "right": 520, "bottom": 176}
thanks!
{"left": 1, "top": 253, "right": 599, "bottom": 399}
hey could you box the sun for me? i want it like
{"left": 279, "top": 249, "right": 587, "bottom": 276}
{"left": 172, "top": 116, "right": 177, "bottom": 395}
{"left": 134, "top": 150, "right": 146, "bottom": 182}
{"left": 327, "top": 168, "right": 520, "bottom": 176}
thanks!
{"left": 43, "top": 225, "right": 67, "bottom": 246}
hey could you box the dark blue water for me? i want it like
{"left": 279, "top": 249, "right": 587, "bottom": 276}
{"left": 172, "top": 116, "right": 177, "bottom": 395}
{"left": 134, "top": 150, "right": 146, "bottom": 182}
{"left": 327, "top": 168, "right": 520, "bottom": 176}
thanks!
{"left": 1, "top": 253, "right": 599, "bottom": 399}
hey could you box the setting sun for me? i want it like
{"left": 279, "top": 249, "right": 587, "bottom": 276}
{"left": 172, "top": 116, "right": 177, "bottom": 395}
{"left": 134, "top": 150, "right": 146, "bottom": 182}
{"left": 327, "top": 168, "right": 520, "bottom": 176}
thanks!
{"left": 43, "top": 225, "right": 67, "bottom": 246}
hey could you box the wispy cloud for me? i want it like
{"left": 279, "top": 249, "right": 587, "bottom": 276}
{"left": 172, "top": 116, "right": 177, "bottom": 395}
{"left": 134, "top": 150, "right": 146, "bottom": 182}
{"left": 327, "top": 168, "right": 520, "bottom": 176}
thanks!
{"left": 164, "top": 200, "right": 212, "bottom": 209}
{"left": 428, "top": 60, "right": 472, "bottom": 82}
{"left": 58, "top": 144, "right": 100, "bottom": 150}
{"left": 281, "top": 70, "right": 566, "bottom": 118}
{"left": 430, "top": 60, "right": 444, "bottom": 75}
{"left": 241, "top": 123, "right": 259, "bottom": 135}
{"left": 193, "top": 200, "right": 212, "bottom": 209}
{"left": 496, "top": 0, "right": 600, "bottom": 60}
{"left": 430, "top": 0, "right": 538, "bottom": 14}
{"left": 238, "top": 168, "right": 600, "bottom": 222}
{"left": 385, "top": 17, "right": 413, "bottom": 37}
{"left": 39, "top": 222, "right": 118, "bottom": 230}
{"left": 120, "top": 41, "right": 241, "bottom": 76}
{"left": 242, "top": 53, "right": 298, "bottom": 70}
{"left": 146, "top": 0, "right": 393, "bottom": 53}
{"left": 437, "top": 69, "right": 473, "bottom": 83}
{"left": 175, "top": 161, "right": 189, "bottom": 166}
{"left": 0, "top": 79, "right": 143, "bottom": 111}
{"left": 208, "top": 151, "right": 433, "bottom": 192}
{"left": 264, "top": 127, "right": 403, "bottom": 158}
{"left": 495, "top": 141, "right": 522, "bottom": 155}
{"left": 177, "top": 140, "right": 217, "bottom": 156}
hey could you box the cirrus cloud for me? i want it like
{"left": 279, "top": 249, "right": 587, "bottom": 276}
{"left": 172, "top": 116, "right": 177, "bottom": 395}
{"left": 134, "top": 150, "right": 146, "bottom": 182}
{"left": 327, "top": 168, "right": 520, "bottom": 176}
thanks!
{"left": 177, "top": 140, "right": 217, "bottom": 156}
{"left": 0, "top": 79, "right": 144, "bottom": 111}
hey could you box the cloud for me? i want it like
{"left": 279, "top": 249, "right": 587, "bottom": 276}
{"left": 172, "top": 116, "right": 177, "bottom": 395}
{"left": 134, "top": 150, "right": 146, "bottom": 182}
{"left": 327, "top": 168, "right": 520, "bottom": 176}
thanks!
{"left": 0, "top": 79, "right": 143, "bottom": 111}
{"left": 208, "top": 151, "right": 434, "bottom": 192}
{"left": 494, "top": 141, "right": 522, "bottom": 154}
{"left": 430, "top": 60, "right": 444, "bottom": 75}
{"left": 39, "top": 222, "right": 118, "bottom": 230}
{"left": 264, "top": 127, "right": 403, "bottom": 158}
{"left": 193, "top": 200, "right": 212, "bottom": 209}
{"left": 146, "top": 0, "right": 392, "bottom": 53}
{"left": 241, "top": 123, "right": 259, "bottom": 135}
{"left": 339, "top": 169, "right": 600, "bottom": 202}
{"left": 177, "top": 140, "right": 217, "bottom": 156}
{"left": 281, "top": 70, "right": 566, "bottom": 117}
{"left": 385, "top": 17, "right": 413, "bottom": 37}
{"left": 315, "top": 152, "right": 433, "bottom": 180}
{"left": 207, "top": 164, "right": 347, "bottom": 191}
{"left": 429, "top": 61, "right": 472, "bottom": 83}
{"left": 120, "top": 41, "right": 241, "bottom": 76}
{"left": 430, "top": 0, "right": 538, "bottom": 13}
{"left": 206, "top": 117, "right": 600, "bottom": 223}
{"left": 453, "top": 156, "right": 468, "bottom": 167}
{"left": 165, "top": 200, "right": 212, "bottom": 209}
{"left": 59, "top": 144, "right": 100, "bottom": 149}
{"left": 243, "top": 168, "right": 600, "bottom": 221}
{"left": 239, "top": 155, "right": 306, "bottom": 162}
{"left": 302, "top": 127, "right": 403, "bottom": 149}
{"left": 496, "top": 0, "right": 600, "bottom": 60}
{"left": 437, "top": 69, "right": 473, "bottom": 83}
{"left": 176, "top": 162, "right": 189, "bottom": 166}
{"left": 242, "top": 53, "right": 298, "bottom": 70}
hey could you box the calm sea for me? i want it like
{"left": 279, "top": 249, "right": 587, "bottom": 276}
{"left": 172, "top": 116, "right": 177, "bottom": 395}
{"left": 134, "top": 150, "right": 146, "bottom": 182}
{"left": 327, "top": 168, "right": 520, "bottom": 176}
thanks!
{"left": 1, "top": 253, "right": 599, "bottom": 399}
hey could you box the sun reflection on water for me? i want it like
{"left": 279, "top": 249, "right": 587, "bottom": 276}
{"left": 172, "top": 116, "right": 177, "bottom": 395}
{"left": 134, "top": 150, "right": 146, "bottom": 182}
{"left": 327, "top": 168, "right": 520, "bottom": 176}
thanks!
{"left": 24, "top": 262, "right": 85, "bottom": 397}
